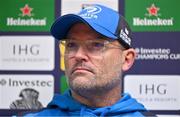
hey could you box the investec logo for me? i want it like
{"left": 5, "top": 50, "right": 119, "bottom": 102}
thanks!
{"left": 133, "top": 4, "right": 173, "bottom": 26}
{"left": 0, "top": 78, "right": 53, "bottom": 87}
{"left": 7, "top": 4, "right": 46, "bottom": 26}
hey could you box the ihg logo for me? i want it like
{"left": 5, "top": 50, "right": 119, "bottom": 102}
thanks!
{"left": 13, "top": 44, "right": 40, "bottom": 56}
{"left": 139, "top": 84, "right": 167, "bottom": 95}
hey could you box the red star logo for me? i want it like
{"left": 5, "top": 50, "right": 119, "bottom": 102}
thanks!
{"left": 147, "top": 4, "right": 160, "bottom": 16}
{"left": 20, "top": 4, "right": 33, "bottom": 17}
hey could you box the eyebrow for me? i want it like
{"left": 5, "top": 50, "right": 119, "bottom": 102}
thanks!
{"left": 65, "top": 36, "right": 108, "bottom": 41}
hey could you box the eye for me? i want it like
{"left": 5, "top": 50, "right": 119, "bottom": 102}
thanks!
{"left": 90, "top": 41, "right": 104, "bottom": 49}
{"left": 65, "top": 41, "right": 78, "bottom": 49}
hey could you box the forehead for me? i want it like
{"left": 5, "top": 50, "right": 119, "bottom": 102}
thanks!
{"left": 65, "top": 23, "right": 121, "bottom": 47}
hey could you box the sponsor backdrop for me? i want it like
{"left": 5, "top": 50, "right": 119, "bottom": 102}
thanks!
{"left": 0, "top": 0, "right": 179, "bottom": 116}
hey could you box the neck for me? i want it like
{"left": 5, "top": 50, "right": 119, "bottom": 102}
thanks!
{"left": 71, "top": 85, "right": 121, "bottom": 107}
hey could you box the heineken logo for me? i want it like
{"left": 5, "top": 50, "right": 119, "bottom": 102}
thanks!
{"left": 20, "top": 4, "right": 33, "bottom": 17}
{"left": 7, "top": 18, "right": 46, "bottom": 26}
{"left": 133, "top": 3, "right": 174, "bottom": 26}
{"left": 133, "top": 17, "right": 173, "bottom": 26}
{"left": 146, "top": 4, "right": 160, "bottom": 17}
{"left": 6, "top": 4, "right": 46, "bottom": 26}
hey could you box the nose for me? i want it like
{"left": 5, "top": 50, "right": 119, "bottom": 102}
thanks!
{"left": 74, "top": 46, "right": 88, "bottom": 61}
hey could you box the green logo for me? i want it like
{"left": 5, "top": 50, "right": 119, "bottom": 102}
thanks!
{"left": 0, "top": 0, "right": 55, "bottom": 32}
{"left": 125, "top": 0, "right": 180, "bottom": 31}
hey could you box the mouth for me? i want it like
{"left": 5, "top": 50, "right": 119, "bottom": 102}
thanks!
{"left": 72, "top": 67, "right": 93, "bottom": 74}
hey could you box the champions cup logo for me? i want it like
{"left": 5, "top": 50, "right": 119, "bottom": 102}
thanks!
{"left": 79, "top": 5, "right": 102, "bottom": 19}
{"left": 133, "top": 3, "right": 174, "bottom": 26}
{"left": 10, "top": 88, "right": 43, "bottom": 109}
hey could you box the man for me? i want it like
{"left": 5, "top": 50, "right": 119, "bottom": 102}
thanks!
{"left": 25, "top": 4, "right": 155, "bottom": 116}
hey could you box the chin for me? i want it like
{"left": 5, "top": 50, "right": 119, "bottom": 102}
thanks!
{"left": 70, "top": 71, "right": 95, "bottom": 81}
{"left": 69, "top": 76, "right": 95, "bottom": 90}
{"left": 72, "top": 76, "right": 93, "bottom": 85}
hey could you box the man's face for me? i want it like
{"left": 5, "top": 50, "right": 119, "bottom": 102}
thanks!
{"left": 63, "top": 23, "right": 126, "bottom": 94}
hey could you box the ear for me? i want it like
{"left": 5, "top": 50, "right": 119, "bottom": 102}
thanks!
{"left": 122, "top": 48, "right": 136, "bottom": 71}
